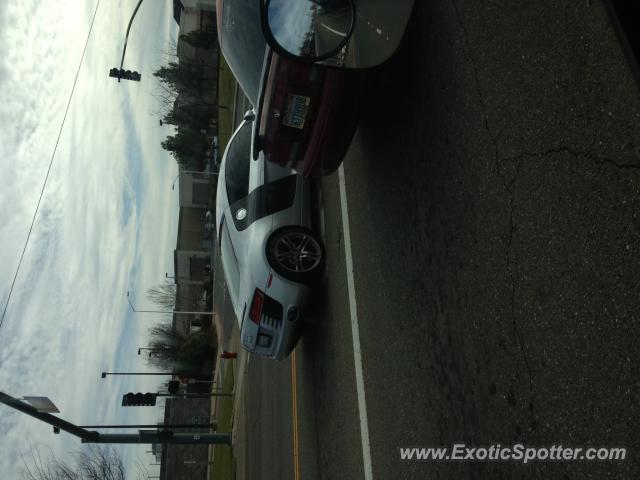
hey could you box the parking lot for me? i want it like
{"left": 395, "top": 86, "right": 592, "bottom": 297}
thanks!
{"left": 217, "top": 2, "right": 640, "bottom": 479}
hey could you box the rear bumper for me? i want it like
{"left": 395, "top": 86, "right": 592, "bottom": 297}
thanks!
{"left": 261, "top": 55, "right": 364, "bottom": 177}
{"left": 298, "top": 70, "right": 364, "bottom": 177}
{"left": 249, "top": 274, "right": 311, "bottom": 360}
{"left": 271, "top": 276, "right": 309, "bottom": 359}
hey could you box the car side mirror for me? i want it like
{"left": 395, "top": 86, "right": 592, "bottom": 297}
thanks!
{"left": 260, "top": 0, "right": 355, "bottom": 64}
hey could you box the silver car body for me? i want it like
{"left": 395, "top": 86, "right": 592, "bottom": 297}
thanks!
{"left": 216, "top": 116, "right": 315, "bottom": 360}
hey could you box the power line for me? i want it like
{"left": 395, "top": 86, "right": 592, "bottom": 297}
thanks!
{"left": 0, "top": 0, "right": 102, "bottom": 332}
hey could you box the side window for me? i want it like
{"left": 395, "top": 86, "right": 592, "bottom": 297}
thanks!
{"left": 225, "top": 122, "right": 252, "bottom": 205}
{"left": 230, "top": 174, "right": 297, "bottom": 232}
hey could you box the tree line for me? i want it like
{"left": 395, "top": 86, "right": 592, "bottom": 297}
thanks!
{"left": 154, "top": 30, "right": 220, "bottom": 171}
{"left": 143, "top": 281, "right": 216, "bottom": 373}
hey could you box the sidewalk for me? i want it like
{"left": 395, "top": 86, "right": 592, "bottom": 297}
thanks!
{"left": 207, "top": 310, "right": 246, "bottom": 480}
{"left": 206, "top": 352, "right": 237, "bottom": 479}
{"left": 230, "top": 329, "right": 249, "bottom": 480}
{"left": 207, "top": 71, "right": 249, "bottom": 479}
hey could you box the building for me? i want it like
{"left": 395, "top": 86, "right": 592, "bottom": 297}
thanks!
{"left": 171, "top": 169, "right": 217, "bottom": 334}
{"left": 177, "top": 170, "right": 215, "bottom": 208}
{"left": 158, "top": 396, "right": 213, "bottom": 480}
{"left": 173, "top": 0, "right": 218, "bottom": 71}
{"left": 173, "top": 0, "right": 216, "bottom": 29}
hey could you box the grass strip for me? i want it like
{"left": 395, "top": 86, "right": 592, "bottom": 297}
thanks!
{"left": 210, "top": 360, "right": 236, "bottom": 479}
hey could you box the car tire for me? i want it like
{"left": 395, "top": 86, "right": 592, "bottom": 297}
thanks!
{"left": 266, "top": 227, "right": 325, "bottom": 284}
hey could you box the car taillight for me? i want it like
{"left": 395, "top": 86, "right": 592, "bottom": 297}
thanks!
{"left": 248, "top": 289, "right": 265, "bottom": 325}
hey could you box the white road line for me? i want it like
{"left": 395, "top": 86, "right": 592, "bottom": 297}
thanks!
{"left": 338, "top": 164, "right": 373, "bottom": 480}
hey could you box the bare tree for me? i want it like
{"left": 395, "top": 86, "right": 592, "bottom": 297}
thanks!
{"left": 20, "top": 446, "right": 127, "bottom": 480}
{"left": 146, "top": 281, "right": 177, "bottom": 311}
{"left": 146, "top": 282, "right": 210, "bottom": 313}
{"left": 150, "top": 39, "right": 180, "bottom": 120}
{"left": 146, "top": 322, "right": 215, "bottom": 372}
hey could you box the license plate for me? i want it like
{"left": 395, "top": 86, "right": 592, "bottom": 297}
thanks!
{"left": 283, "top": 94, "right": 310, "bottom": 129}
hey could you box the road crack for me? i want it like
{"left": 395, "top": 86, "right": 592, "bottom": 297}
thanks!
{"left": 450, "top": 0, "right": 538, "bottom": 437}
{"left": 449, "top": 0, "right": 499, "bottom": 156}
{"left": 501, "top": 146, "right": 640, "bottom": 171}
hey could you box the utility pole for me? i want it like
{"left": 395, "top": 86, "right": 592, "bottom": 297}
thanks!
{"left": 138, "top": 347, "right": 179, "bottom": 357}
{"left": 102, "top": 371, "right": 176, "bottom": 378}
{"left": 78, "top": 423, "right": 216, "bottom": 430}
{"left": 120, "top": 392, "right": 232, "bottom": 408}
{"left": 127, "top": 291, "right": 216, "bottom": 316}
{"left": 101, "top": 371, "right": 212, "bottom": 381}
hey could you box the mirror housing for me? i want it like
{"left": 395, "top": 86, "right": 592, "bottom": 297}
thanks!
{"left": 261, "top": 0, "right": 355, "bottom": 65}
{"left": 261, "top": 0, "right": 415, "bottom": 69}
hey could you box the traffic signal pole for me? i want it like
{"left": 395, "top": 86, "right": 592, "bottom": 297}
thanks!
{"left": 79, "top": 424, "right": 216, "bottom": 429}
{"left": 118, "top": 0, "right": 145, "bottom": 75}
{"left": 81, "top": 432, "right": 232, "bottom": 445}
{"left": 158, "top": 392, "right": 233, "bottom": 398}
{"left": 121, "top": 391, "right": 232, "bottom": 407}
{"left": 0, "top": 392, "right": 98, "bottom": 442}
{"left": 0, "top": 392, "right": 231, "bottom": 446}
{"left": 109, "top": 0, "right": 144, "bottom": 82}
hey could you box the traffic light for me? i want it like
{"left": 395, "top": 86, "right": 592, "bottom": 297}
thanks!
{"left": 121, "top": 392, "right": 156, "bottom": 406}
{"left": 109, "top": 67, "right": 141, "bottom": 82}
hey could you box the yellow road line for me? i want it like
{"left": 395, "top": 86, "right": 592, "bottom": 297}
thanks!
{"left": 291, "top": 349, "right": 301, "bottom": 480}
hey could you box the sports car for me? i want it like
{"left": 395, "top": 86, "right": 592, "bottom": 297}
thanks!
{"left": 216, "top": 113, "right": 325, "bottom": 359}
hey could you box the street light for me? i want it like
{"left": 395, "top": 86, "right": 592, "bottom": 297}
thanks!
{"left": 171, "top": 173, "right": 180, "bottom": 191}
{"left": 126, "top": 291, "right": 215, "bottom": 316}
{"left": 138, "top": 347, "right": 178, "bottom": 357}
{"left": 101, "top": 371, "right": 213, "bottom": 381}
{"left": 101, "top": 371, "right": 176, "bottom": 379}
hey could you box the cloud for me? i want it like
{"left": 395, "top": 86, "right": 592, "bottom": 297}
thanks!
{"left": 0, "top": 1, "right": 180, "bottom": 477}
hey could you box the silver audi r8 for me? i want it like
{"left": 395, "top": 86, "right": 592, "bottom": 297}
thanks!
{"left": 215, "top": 112, "right": 325, "bottom": 360}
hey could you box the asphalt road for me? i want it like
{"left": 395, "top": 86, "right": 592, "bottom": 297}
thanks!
{"left": 226, "top": 1, "right": 640, "bottom": 479}
{"left": 305, "top": 1, "right": 640, "bottom": 479}
{"left": 213, "top": 87, "right": 299, "bottom": 480}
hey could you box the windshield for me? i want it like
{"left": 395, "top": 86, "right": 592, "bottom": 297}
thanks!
{"left": 224, "top": 122, "right": 252, "bottom": 205}
{"left": 220, "top": 0, "right": 267, "bottom": 105}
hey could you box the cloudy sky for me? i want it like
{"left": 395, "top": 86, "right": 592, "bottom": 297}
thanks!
{"left": 0, "top": 1, "right": 183, "bottom": 477}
